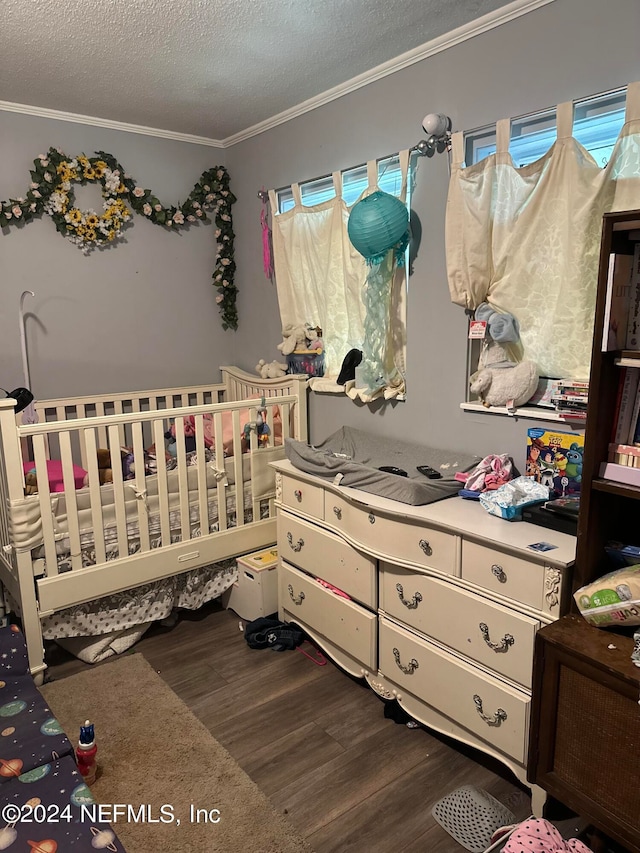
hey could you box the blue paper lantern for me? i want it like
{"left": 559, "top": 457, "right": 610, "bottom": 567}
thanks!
{"left": 348, "top": 190, "right": 409, "bottom": 265}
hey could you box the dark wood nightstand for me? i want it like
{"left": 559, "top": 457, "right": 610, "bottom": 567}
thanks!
{"left": 528, "top": 614, "right": 640, "bottom": 853}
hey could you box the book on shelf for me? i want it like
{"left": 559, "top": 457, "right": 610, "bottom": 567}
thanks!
{"left": 599, "top": 461, "right": 640, "bottom": 487}
{"left": 626, "top": 242, "right": 640, "bottom": 349}
{"left": 551, "top": 395, "right": 588, "bottom": 410}
{"left": 627, "top": 379, "right": 640, "bottom": 445}
{"left": 602, "top": 251, "right": 634, "bottom": 351}
{"left": 608, "top": 442, "right": 640, "bottom": 466}
{"left": 612, "top": 368, "right": 640, "bottom": 445}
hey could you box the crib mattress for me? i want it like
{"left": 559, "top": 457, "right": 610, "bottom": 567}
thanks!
{"left": 285, "top": 427, "right": 480, "bottom": 505}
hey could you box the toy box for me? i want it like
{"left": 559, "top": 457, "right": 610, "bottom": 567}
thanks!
{"left": 221, "top": 547, "right": 279, "bottom": 620}
{"left": 526, "top": 427, "right": 584, "bottom": 498}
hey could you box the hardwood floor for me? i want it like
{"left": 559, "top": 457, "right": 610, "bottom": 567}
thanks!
{"left": 45, "top": 602, "right": 533, "bottom": 852}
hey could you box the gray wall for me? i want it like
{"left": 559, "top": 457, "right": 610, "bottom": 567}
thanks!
{"left": 0, "top": 114, "right": 231, "bottom": 398}
{"left": 226, "top": 0, "right": 640, "bottom": 471}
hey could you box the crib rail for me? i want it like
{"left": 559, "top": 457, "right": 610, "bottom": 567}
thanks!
{"left": 13, "top": 394, "right": 296, "bottom": 588}
{"left": 0, "top": 368, "right": 308, "bottom": 676}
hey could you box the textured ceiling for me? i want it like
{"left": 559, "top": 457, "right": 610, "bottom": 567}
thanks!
{"left": 2, "top": 0, "right": 518, "bottom": 141}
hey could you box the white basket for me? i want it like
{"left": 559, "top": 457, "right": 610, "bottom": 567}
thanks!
{"left": 431, "top": 785, "right": 516, "bottom": 852}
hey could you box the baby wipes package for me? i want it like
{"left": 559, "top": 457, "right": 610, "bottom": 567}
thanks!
{"left": 574, "top": 564, "right": 640, "bottom": 627}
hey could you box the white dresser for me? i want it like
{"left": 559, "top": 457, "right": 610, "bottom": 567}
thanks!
{"left": 273, "top": 460, "right": 576, "bottom": 812}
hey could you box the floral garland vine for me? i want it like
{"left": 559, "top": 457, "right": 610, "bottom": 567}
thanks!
{"left": 0, "top": 147, "right": 238, "bottom": 330}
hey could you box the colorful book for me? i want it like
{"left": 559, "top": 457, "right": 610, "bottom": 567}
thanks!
{"left": 526, "top": 428, "right": 584, "bottom": 497}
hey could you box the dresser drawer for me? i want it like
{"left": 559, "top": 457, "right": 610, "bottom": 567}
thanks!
{"left": 380, "top": 564, "right": 538, "bottom": 688}
{"left": 280, "top": 474, "right": 324, "bottom": 521}
{"left": 462, "top": 540, "right": 547, "bottom": 611}
{"left": 280, "top": 562, "right": 377, "bottom": 670}
{"left": 379, "top": 616, "right": 530, "bottom": 764}
{"left": 326, "top": 494, "right": 457, "bottom": 576}
{"left": 277, "top": 512, "right": 377, "bottom": 607}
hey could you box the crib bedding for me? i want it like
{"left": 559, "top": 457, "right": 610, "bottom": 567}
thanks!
{"left": 42, "top": 558, "right": 237, "bottom": 640}
{"left": 41, "top": 482, "right": 266, "bottom": 578}
{"left": 10, "top": 445, "right": 282, "bottom": 553}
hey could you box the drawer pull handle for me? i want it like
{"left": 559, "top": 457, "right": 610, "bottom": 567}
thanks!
{"left": 473, "top": 694, "right": 508, "bottom": 727}
{"left": 479, "top": 623, "right": 515, "bottom": 653}
{"left": 393, "top": 648, "right": 419, "bottom": 675}
{"left": 368, "top": 512, "right": 375, "bottom": 524}
{"left": 419, "top": 539, "right": 432, "bottom": 556}
{"left": 286, "top": 532, "right": 305, "bottom": 552}
{"left": 333, "top": 506, "right": 342, "bottom": 520}
{"left": 491, "top": 564, "right": 507, "bottom": 583}
{"left": 294, "top": 489, "right": 302, "bottom": 501}
{"left": 396, "top": 583, "right": 423, "bottom": 610}
{"left": 287, "top": 584, "right": 305, "bottom": 605}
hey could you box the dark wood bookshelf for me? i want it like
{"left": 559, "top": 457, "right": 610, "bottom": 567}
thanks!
{"left": 528, "top": 210, "right": 640, "bottom": 851}
{"left": 592, "top": 477, "right": 640, "bottom": 500}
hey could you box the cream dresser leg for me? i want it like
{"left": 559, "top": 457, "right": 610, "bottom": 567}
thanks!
{"left": 530, "top": 784, "right": 547, "bottom": 818}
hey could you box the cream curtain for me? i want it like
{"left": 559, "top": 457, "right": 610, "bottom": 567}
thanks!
{"left": 446, "top": 81, "right": 640, "bottom": 379}
{"left": 269, "top": 153, "right": 409, "bottom": 401}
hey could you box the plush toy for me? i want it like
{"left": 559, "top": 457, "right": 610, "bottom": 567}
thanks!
{"left": 305, "top": 325, "right": 324, "bottom": 352}
{"left": 276, "top": 323, "right": 308, "bottom": 356}
{"left": 255, "top": 359, "right": 288, "bottom": 379}
{"left": 83, "top": 447, "right": 135, "bottom": 486}
{"left": 470, "top": 352, "right": 539, "bottom": 409}
{"left": 469, "top": 305, "right": 538, "bottom": 411}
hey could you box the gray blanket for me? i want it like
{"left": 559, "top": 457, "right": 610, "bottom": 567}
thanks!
{"left": 285, "top": 427, "right": 480, "bottom": 506}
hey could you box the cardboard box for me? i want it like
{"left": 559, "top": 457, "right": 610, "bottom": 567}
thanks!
{"left": 221, "top": 548, "right": 279, "bottom": 620}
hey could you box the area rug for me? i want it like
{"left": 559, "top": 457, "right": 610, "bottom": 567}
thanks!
{"left": 40, "top": 654, "right": 313, "bottom": 853}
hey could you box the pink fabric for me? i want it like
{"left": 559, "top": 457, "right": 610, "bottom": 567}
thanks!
{"left": 261, "top": 208, "right": 274, "bottom": 279}
{"left": 171, "top": 399, "right": 282, "bottom": 455}
{"left": 503, "top": 819, "right": 591, "bottom": 852}
{"left": 23, "top": 459, "right": 88, "bottom": 492}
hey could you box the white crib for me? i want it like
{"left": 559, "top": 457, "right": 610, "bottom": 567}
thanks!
{"left": 0, "top": 366, "right": 308, "bottom": 679}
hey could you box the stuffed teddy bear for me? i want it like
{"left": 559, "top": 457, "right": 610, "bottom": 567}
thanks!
{"left": 83, "top": 447, "right": 134, "bottom": 486}
{"left": 255, "top": 359, "right": 288, "bottom": 379}
{"left": 276, "top": 323, "right": 308, "bottom": 356}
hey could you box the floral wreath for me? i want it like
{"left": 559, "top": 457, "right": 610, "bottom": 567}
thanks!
{"left": 0, "top": 148, "right": 237, "bottom": 330}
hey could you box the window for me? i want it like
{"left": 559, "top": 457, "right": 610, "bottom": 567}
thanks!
{"left": 276, "top": 155, "right": 407, "bottom": 212}
{"left": 452, "top": 85, "right": 636, "bottom": 418}
{"left": 270, "top": 152, "right": 411, "bottom": 401}
{"left": 465, "top": 88, "right": 626, "bottom": 169}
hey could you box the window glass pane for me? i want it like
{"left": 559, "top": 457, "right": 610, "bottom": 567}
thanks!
{"left": 277, "top": 156, "right": 406, "bottom": 213}
{"left": 465, "top": 88, "right": 626, "bottom": 168}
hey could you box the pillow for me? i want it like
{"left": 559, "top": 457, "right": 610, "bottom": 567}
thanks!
{"left": 23, "top": 459, "right": 88, "bottom": 492}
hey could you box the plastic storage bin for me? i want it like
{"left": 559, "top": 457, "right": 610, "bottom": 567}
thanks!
{"left": 286, "top": 349, "right": 325, "bottom": 377}
{"left": 221, "top": 547, "right": 279, "bottom": 620}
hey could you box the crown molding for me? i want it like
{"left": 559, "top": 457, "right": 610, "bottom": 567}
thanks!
{"left": 223, "top": 0, "right": 556, "bottom": 147}
{"left": 0, "top": 0, "right": 554, "bottom": 149}
{"left": 0, "top": 101, "right": 224, "bottom": 148}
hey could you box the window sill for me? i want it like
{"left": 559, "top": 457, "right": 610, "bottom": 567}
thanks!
{"left": 460, "top": 401, "right": 586, "bottom": 424}
{"left": 308, "top": 377, "right": 346, "bottom": 394}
